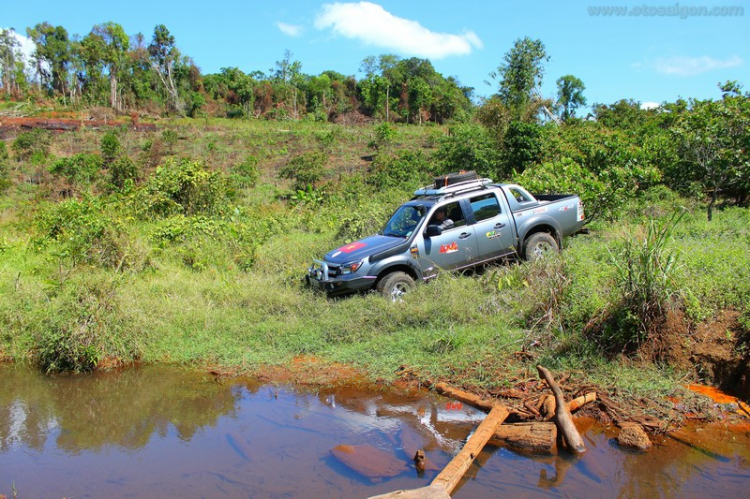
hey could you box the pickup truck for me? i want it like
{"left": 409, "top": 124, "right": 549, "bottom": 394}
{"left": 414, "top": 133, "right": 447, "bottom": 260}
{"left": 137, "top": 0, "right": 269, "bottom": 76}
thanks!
{"left": 307, "top": 172, "right": 585, "bottom": 299}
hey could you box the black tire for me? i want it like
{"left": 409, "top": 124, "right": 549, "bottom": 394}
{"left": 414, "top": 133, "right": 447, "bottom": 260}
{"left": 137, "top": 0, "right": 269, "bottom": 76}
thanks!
{"left": 523, "top": 232, "right": 559, "bottom": 261}
{"left": 433, "top": 171, "right": 478, "bottom": 188}
{"left": 376, "top": 271, "right": 416, "bottom": 301}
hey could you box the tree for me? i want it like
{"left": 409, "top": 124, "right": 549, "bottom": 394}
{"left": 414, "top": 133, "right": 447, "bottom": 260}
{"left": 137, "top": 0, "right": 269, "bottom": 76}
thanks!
{"left": 272, "top": 49, "right": 302, "bottom": 119}
{"left": 556, "top": 75, "right": 586, "bottom": 120}
{"left": 491, "top": 37, "right": 549, "bottom": 120}
{"left": 672, "top": 88, "right": 750, "bottom": 220}
{"left": 27, "top": 23, "right": 72, "bottom": 95}
{"left": 84, "top": 22, "right": 130, "bottom": 110}
{"left": 148, "top": 24, "right": 181, "bottom": 112}
{"left": 0, "top": 29, "right": 23, "bottom": 97}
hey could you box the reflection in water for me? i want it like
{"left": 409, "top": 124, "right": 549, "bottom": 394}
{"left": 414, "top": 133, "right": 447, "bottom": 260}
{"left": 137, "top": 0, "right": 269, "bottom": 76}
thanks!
{"left": 1, "top": 364, "right": 749, "bottom": 498}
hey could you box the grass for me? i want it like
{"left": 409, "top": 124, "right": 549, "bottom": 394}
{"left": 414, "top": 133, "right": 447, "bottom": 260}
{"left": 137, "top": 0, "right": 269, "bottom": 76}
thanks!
{"left": 1, "top": 119, "right": 749, "bottom": 401}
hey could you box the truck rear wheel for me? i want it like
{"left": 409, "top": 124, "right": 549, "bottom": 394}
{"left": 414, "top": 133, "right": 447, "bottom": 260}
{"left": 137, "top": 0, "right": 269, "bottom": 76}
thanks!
{"left": 376, "top": 271, "right": 416, "bottom": 301}
{"left": 523, "top": 232, "right": 559, "bottom": 261}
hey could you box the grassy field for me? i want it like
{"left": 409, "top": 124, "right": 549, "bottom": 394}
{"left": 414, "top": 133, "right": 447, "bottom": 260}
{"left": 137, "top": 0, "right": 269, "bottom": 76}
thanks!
{"left": 1, "top": 118, "right": 748, "bottom": 406}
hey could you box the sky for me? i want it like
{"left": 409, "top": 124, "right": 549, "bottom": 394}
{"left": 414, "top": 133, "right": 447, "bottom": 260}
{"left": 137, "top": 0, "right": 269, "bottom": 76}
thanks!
{"left": 4, "top": 0, "right": 749, "bottom": 109}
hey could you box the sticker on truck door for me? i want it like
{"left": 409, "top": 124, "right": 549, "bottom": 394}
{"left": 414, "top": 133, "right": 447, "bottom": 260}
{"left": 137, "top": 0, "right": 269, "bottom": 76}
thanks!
{"left": 439, "top": 242, "right": 458, "bottom": 254}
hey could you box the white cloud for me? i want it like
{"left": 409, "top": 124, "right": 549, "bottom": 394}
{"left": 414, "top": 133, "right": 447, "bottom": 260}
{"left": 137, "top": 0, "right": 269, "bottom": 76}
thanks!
{"left": 314, "top": 2, "right": 482, "bottom": 59}
{"left": 1, "top": 28, "right": 36, "bottom": 63}
{"left": 640, "top": 101, "right": 660, "bottom": 110}
{"left": 276, "top": 22, "right": 303, "bottom": 37}
{"left": 653, "top": 55, "right": 743, "bottom": 76}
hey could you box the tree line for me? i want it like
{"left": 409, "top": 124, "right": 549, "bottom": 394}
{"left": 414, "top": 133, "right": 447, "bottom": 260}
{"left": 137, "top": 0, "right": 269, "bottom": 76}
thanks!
{"left": 0, "top": 23, "right": 476, "bottom": 123}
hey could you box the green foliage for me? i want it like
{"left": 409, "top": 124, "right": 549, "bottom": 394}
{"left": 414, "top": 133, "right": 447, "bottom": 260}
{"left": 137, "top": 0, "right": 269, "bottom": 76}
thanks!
{"left": 12, "top": 129, "right": 51, "bottom": 161}
{"left": 368, "top": 149, "right": 432, "bottom": 189}
{"left": 0, "top": 141, "right": 9, "bottom": 192}
{"left": 162, "top": 129, "right": 178, "bottom": 154}
{"left": 137, "top": 158, "right": 229, "bottom": 217}
{"left": 36, "top": 196, "right": 130, "bottom": 268}
{"left": 100, "top": 130, "right": 121, "bottom": 165}
{"left": 556, "top": 75, "right": 587, "bottom": 120}
{"left": 596, "top": 211, "right": 686, "bottom": 352}
{"left": 229, "top": 155, "right": 260, "bottom": 189}
{"left": 502, "top": 120, "right": 544, "bottom": 175}
{"left": 279, "top": 151, "right": 327, "bottom": 191}
{"left": 49, "top": 153, "right": 103, "bottom": 185}
{"left": 106, "top": 155, "right": 140, "bottom": 192}
{"left": 368, "top": 122, "right": 398, "bottom": 149}
{"left": 491, "top": 37, "right": 549, "bottom": 119}
{"left": 433, "top": 124, "right": 502, "bottom": 179}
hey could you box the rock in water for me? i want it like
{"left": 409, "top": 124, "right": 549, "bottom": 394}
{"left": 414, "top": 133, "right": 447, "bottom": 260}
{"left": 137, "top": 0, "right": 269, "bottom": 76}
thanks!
{"left": 331, "top": 444, "right": 408, "bottom": 478}
{"left": 617, "top": 424, "right": 652, "bottom": 450}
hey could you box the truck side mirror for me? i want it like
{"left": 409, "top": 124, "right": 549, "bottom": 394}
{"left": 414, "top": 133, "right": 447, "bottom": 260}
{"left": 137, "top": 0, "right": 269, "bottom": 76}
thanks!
{"left": 425, "top": 225, "right": 442, "bottom": 238}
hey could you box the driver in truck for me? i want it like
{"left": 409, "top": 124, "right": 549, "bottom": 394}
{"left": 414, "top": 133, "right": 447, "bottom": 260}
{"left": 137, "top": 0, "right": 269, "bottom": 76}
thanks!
{"left": 431, "top": 207, "right": 454, "bottom": 231}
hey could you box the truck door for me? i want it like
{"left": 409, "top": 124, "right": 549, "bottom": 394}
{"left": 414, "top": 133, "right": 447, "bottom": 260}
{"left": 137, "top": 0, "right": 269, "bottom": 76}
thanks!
{"left": 468, "top": 192, "right": 516, "bottom": 261}
{"left": 417, "top": 201, "right": 478, "bottom": 277}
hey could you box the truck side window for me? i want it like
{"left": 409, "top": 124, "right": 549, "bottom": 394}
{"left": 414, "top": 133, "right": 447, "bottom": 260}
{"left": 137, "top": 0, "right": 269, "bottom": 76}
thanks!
{"left": 470, "top": 194, "right": 501, "bottom": 222}
{"left": 508, "top": 187, "right": 532, "bottom": 203}
{"left": 430, "top": 201, "right": 465, "bottom": 229}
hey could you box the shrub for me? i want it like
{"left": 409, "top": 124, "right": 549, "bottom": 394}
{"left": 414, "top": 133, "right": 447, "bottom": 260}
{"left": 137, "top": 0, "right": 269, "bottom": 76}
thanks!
{"left": 368, "top": 122, "right": 397, "bottom": 150}
{"left": 137, "top": 158, "right": 229, "bottom": 217}
{"left": 107, "top": 155, "right": 140, "bottom": 192}
{"left": 229, "top": 155, "right": 260, "bottom": 189}
{"left": 279, "top": 151, "right": 328, "bottom": 191}
{"left": 433, "top": 124, "right": 502, "bottom": 179}
{"left": 12, "top": 129, "right": 51, "bottom": 162}
{"left": 49, "top": 153, "right": 103, "bottom": 185}
{"left": 36, "top": 196, "right": 129, "bottom": 269}
{"left": 589, "top": 210, "right": 686, "bottom": 353}
{"left": 368, "top": 149, "right": 432, "bottom": 189}
{"left": 101, "top": 130, "right": 121, "bottom": 165}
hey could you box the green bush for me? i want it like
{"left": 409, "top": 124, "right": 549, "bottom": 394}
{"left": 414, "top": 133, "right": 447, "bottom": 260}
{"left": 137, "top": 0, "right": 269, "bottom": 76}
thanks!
{"left": 368, "top": 122, "right": 398, "bottom": 150}
{"left": 229, "top": 155, "right": 260, "bottom": 189}
{"left": 107, "top": 155, "right": 140, "bottom": 192}
{"left": 591, "top": 211, "right": 686, "bottom": 352}
{"left": 279, "top": 151, "right": 328, "bottom": 191}
{"left": 137, "top": 158, "right": 229, "bottom": 217}
{"left": 12, "top": 129, "right": 51, "bottom": 162}
{"left": 434, "top": 124, "right": 502, "bottom": 179}
{"left": 36, "top": 196, "right": 129, "bottom": 268}
{"left": 101, "top": 130, "right": 121, "bottom": 165}
{"left": 49, "top": 153, "right": 103, "bottom": 185}
{"left": 368, "top": 150, "right": 432, "bottom": 189}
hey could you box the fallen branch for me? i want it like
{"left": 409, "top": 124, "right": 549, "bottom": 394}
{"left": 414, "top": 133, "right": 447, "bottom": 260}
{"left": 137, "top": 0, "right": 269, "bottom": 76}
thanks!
{"left": 434, "top": 382, "right": 498, "bottom": 412}
{"left": 490, "top": 422, "right": 557, "bottom": 454}
{"left": 537, "top": 365, "right": 586, "bottom": 454}
{"left": 432, "top": 404, "right": 510, "bottom": 494}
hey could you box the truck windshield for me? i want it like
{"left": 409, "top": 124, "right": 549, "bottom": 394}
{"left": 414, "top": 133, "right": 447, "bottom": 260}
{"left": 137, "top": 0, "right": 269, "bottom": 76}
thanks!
{"left": 382, "top": 205, "right": 424, "bottom": 238}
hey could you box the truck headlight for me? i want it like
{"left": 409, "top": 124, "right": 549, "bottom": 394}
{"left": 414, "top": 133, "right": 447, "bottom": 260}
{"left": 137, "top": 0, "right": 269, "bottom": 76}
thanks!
{"left": 340, "top": 260, "right": 363, "bottom": 275}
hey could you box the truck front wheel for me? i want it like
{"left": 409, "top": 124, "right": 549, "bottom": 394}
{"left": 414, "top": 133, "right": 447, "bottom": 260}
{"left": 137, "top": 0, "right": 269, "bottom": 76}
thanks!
{"left": 376, "top": 271, "right": 416, "bottom": 301}
{"left": 523, "top": 232, "right": 559, "bottom": 261}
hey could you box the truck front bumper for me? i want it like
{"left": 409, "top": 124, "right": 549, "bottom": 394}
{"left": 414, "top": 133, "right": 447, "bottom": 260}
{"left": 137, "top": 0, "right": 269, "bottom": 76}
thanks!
{"left": 306, "top": 260, "right": 376, "bottom": 296}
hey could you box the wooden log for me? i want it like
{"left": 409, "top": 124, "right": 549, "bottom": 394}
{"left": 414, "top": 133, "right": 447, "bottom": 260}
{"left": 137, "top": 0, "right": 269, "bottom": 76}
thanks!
{"left": 569, "top": 392, "right": 597, "bottom": 412}
{"left": 431, "top": 404, "right": 509, "bottom": 495}
{"left": 542, "top": 392, "right": 598, "bottom": 419}
{"left": 369, "top": 483, "right": 451, "bottom": 499}
{"left": 537, "top": 365, "right": 586, "bottom": 454}
{"left": 489, "top": 422, "right": 557, "bottom": 454}
{"left": 434, "top": 382, "right": 498, "bottom": 412}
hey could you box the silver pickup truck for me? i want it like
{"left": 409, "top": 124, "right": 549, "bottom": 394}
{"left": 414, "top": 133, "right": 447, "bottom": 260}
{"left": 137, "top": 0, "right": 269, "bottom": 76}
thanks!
{"left": 307, "top": 172, "right": 585, "bottom": 299}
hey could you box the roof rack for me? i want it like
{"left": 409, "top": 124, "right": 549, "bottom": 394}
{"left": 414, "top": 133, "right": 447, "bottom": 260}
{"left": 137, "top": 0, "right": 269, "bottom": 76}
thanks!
{"left": 413, "top": 178, "right": 493, "bottom": 197}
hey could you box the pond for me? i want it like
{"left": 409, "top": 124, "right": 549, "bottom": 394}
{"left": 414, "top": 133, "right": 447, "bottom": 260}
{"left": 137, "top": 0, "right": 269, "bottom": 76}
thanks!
{"left": 1, "top": 365, "right": 748, "bottom": 498}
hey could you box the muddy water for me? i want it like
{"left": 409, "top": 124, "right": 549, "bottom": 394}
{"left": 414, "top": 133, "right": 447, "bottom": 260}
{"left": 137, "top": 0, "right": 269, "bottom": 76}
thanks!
{"left": 1, "top": 365, "right": 749, "bottom": 498}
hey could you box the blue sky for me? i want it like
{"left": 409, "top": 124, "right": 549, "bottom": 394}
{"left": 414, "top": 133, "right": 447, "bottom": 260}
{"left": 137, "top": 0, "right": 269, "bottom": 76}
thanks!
{"left": 5, "top": 0, "right": 749, "bottom": 109}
